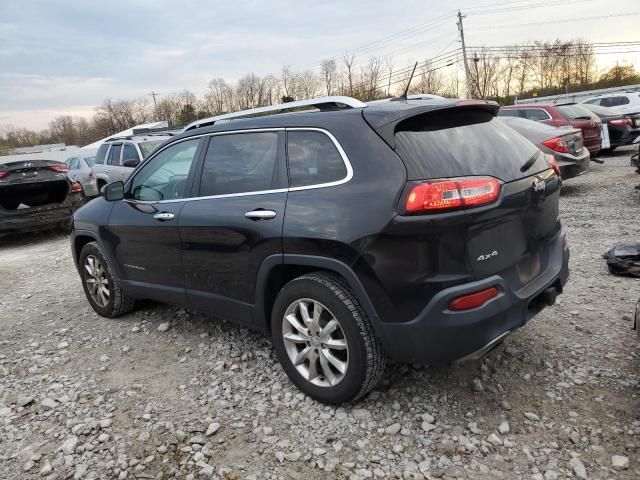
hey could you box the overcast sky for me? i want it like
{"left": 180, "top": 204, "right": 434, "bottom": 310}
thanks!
{"left": 1, "top": 0, "right": 638, "bottom": 130}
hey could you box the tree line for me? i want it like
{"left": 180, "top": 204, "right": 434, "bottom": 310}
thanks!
{"left": 2, "top": 38, "right": 639, "bottom": 153}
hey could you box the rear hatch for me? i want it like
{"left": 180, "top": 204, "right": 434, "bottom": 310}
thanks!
{"left": 556, "top": 104, "right": 601, "bottom": 143}
{"left": 0, "top": 160, "right": 70, "bottom": 209}
{"left": 367, "top": 103, "right": 561, "bottom": 284}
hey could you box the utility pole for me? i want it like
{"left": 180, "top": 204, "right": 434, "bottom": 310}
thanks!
{"left": 148, "top": 91, "right": 160, "bottom": 119}
{"left": 457, "top": 11, "right": 473, "bottom": 99}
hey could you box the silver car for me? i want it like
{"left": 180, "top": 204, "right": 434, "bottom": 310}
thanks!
{"left": 91, "top": 134, "right": 171, "bottom": 194}
{"left": 65, "top": 153, "right": 99, "bottom": 197}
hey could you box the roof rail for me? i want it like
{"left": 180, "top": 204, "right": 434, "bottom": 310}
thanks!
{"left": 183, "top": 96, "right": 367, "bottom": 132}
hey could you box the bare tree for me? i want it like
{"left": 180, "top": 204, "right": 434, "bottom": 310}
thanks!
{"left": 342, "top": 53, "right": 356, "bottom": 96}
{"left": 298, "top": 70, "right": 320, "bottom": 99}
{"left": 281, "top": 65, "right": 297, "bottom": 101}
{"left": 320, "top": 59, "right": 337, "bottom": 96}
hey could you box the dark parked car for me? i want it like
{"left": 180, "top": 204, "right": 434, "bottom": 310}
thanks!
{"left": 580, "top": 103, "right": 633, "bottom": 150}
{"left": 70, "top": 96, "right": 570, "bottom": 404}
{"left": 499, "top": 116, "right": 589, "bottom": 179}
{"left": 499, "top": 103, "right": 602, "bottom": 157}
{"left": 0, "top": 159, "right": 83, "bottom": 237}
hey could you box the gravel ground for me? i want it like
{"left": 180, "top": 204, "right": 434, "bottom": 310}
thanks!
{"left": 1, "top": 149, "right": 639, "bottom": 480}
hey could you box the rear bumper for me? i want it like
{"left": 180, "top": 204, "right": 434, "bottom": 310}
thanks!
{"left": 556, "top": 151, "right": 590, "bottom": 180}
{"left": 81, "top": 180, "right": 100, "bottom": 198}
{"left": 376, "top": 233, "right": 570, "bottom": 364}
{"left": 0, "top": 194, "right": 82, "bottom": 237}
{"left": 584, "top": 138, "right": 601, "bottom": 157}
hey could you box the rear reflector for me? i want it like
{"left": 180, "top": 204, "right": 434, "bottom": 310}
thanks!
{"left": 545, "top": 154, "right": 561, "bottom": 177}
{"left": 405, "top": 177, "right": 501, "bottom": 214}
{"left": 449, "top": 287, "right": 499, "bottom": 311}
{"left": 542, "top": 136, "right": 569, "bottom": 153}
{"left": 48, "top": 164, "right": 69, "bottom": 173}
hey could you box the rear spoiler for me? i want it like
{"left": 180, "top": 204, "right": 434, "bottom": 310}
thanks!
{"left": 363, "top": 100, "right": 499, "bottom": 149}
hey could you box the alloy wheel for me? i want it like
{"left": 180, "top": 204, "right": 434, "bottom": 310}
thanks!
{"left": 84, "top": 255, "right": 110, "bottom": 307}
{"left": 281, "top": 299, "right": 349, "bottom": 387}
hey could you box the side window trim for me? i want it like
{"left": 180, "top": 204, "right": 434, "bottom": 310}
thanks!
{"left": 125, "top": 127, "right": 353, "bottom": 203}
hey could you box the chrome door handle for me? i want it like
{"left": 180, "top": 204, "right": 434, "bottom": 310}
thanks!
{"left": 244, "top": 210, "right": 277, "bottom": 220}
{"left": 153, "top": 212, "right": 175, "bottom": 221}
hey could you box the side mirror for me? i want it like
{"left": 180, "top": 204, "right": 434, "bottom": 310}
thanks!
{"left": 103, "top": 181, "right": 125, "bottom": 201}
{"left": 122, "top": 159, "right": 140, "bottom": 168}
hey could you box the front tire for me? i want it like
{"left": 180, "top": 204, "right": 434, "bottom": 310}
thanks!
{"left": 271, "top": 272, "right": 386, "bottom": 404}
{"left": 79, "top": 242, "right": 135, "bottom": 317}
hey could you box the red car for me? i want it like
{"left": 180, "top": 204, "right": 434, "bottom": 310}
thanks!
{"left": 499, "top": 103, "right": 602, "bottom": 157}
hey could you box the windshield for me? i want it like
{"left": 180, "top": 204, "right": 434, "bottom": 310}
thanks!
{"left": 138, "top": 141, "right": 164, "bottom": 158}
{"left": 557, "top": 104, "right": 596, "bottom": 120}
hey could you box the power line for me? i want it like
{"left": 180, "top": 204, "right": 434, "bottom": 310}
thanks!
{"left": 468, "top": 12, "right": 640, "bottom": 30}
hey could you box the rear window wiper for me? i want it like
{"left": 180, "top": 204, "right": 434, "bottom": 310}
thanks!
{"left": 520, "top": 152, "right": 540, "bottom": 173}
{"left": 574, "top": 116, "right": 593, "bottom": 120}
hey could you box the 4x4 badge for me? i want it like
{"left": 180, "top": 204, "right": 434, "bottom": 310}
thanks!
{"left": 477, "top": 250, "right": 499, "bottom": 262}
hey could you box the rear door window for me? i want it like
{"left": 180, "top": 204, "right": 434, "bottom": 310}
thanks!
{"left": 122, "top": 143, "right": 138, "bottom": 163}
{"left": 497, "top": 109, "right": 522, "bottom": 118}
{"left": 287, "top": 131, "right": 347, "bottom": 188}
{"left": 394, "top": 108, "right": 546, "bottom": 182}
{"left": 95, "top": 144, "right": 109, "bottom": 164}
{"left": 199, "top": 132, "right": 279, "bottom": 196}
{"left": 523, "top": 109, "right": 550, "bottom": 121}
{"left": 107, "top": 144, "right": 122, "bottom": 166}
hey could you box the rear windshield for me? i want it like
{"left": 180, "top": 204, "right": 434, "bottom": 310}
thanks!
{"left": 138, "top": 141, "right": 163, "bottom": 158}
{"left": 395, "top": 109, "right": 547, "bottom": 182}
{"left": 84, "top": 156, "right": 95, "bottom": 167}
{"left": 557, "top": 104, "right": 595, "bottom": 120}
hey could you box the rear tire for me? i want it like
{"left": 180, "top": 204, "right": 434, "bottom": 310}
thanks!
{"left": 271, "top": 272, "right": 386, "bottom": 404}
{"left": 79, "top": 242, "right": 135, "bottom": 318}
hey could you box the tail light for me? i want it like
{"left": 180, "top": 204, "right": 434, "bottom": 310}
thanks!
{"left": 0, "top": 168, "right": 8, "bottom": 179}
{"left": 70, "top": 182, "right": 82, "bottom": 193}
{"left": 545, "top": 154, "right": 561, "bottom": 177}
{"left": 404, "top": 177, "right": 501, "bottom": 214}
{"left": 609, "top": 118, "right": 632, "bottom": 127}
{"left": 88, "top": 169, "right": 94, "bottom": 180}
{"left": 48, "top": 164, "right": 69, "bottom": 173}
{"left": 449, "top": 287, "right": 499, "bottom": 311}
{"left": 542, "top": 137, "right": 569, "bottom": 153}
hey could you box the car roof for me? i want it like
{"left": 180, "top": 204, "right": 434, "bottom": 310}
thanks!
{"left": 177, "top": 97, "right": 491, "bottom": 141}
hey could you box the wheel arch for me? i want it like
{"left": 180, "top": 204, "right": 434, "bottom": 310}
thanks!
{"left": 253, "top": 254, "right": 382, "bottom": 335}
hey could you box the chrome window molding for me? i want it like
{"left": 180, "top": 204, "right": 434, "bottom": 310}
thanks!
{"left": 124, "top": 127, "right": 353, "bottom": 205}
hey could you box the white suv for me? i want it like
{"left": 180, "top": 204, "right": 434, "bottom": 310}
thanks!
{"left": 91, "top": 134, "right": 172, "bottom": 194}
{"left": 581, "top": 92, "right": 640, "bottom": 115}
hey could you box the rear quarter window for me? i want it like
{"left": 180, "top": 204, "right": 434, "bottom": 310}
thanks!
{"left": 394, "top": 108, "right": 545, "bottom": 183}
{"left": 287, "top": 131, "right": 347, "bottom": 188}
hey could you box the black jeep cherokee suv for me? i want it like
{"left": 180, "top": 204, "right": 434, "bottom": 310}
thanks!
{"left": 71, "top": 96, "right": 569, "bottom": 404}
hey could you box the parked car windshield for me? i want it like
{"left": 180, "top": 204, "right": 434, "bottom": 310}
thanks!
{"left": 557, "top": 104, "right": 596, "bottom": 120}
{"left": 138, "top": 141, "right": 164, "bottom": 158}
